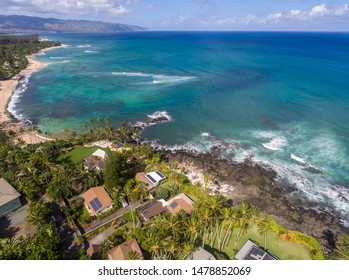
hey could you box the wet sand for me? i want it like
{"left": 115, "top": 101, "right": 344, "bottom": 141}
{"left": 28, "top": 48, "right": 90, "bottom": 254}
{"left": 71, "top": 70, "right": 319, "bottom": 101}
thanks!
{"left": 0, "top": 45, "right": 63, "bottom": 144}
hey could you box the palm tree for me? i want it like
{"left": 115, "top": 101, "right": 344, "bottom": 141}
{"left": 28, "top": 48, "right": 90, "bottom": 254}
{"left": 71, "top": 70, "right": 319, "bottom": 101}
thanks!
{"left": 148, "top": 235, "right": 163, "bottom": 260}
{"left": 88, "top": 119, "right": 94, "bottom": 130}
{"left": 335, "top": 235, "right": 349, "bottom": 260}
{"left": 181, "top": 242, "right": 195, "bottom": 260}
{"left": 234, "top": 203, "right": 252, "bottom": 249}
{"left": 258, "top": 215, "right": 273, "bottom": 250}
{"left": 27, "top": 200, "right": 51, "bottom": 227}
{"left": 222, "top": 207, "right": 239, "bottom": 249}
{"left": 184, "top": 216, "right": 200, "bottom": 243}
{"left": 163, "top": 239, "right": 179, "bottom": 260}
{"left": 197, "top": 207, "right": 212, "bottom": 246}
{"left": 118, "top": 122, "right": 130, "bottom": 143}
{"left": 203, "top": 172, "right": 211, "bottom": 190}
{"left": 162, "top": 214, "right": 180, "bottom": 240}
{"left": 124, "top": 184, "right": 136, "bottom": 231}
{"left": 128, "top": 250, "right": 142, "bottom": 260}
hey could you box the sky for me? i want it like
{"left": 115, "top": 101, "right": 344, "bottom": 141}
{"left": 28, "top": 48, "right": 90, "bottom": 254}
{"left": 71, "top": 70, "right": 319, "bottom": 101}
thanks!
{"left": 2, "top": 0, "right": 349, "bottom": 31}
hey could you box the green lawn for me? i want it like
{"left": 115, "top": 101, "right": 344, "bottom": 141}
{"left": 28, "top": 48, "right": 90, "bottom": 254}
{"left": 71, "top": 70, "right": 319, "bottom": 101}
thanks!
{"left": 211, "top": 224, "right": 312, "bottom": 260}
{"left": 56, "top": 146, "right": 101, "bottom": 163}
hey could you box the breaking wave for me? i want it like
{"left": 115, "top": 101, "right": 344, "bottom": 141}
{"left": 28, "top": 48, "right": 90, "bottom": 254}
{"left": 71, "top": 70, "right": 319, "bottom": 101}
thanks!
{"left": 112, "top": 71, "right": 196, "bottom": 85}
{"left": 134, "top": 111, "right": 173, "bottom": 130}
{"left": 7, "top": 75, "right": 31, "bottom": 121}
{"left": 144, "top": 129, "right": 349, "bottom": 227}
{"left": 77, "top": 44, "right": 92, "bottom": 48}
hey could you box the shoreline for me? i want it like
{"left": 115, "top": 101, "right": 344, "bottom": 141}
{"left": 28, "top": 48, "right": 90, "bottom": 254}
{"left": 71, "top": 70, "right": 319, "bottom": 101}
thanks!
{"left": 0, "top": 45, "right": 64, "bottom": 144}
{"left": 160, "top": 149, "right": 349, "bottom": 253}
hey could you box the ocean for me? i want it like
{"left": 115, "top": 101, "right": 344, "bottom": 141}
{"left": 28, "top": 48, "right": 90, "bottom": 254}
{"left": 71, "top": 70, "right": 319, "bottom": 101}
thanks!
{"left": 8, "top": 32, "right": 349, "bottom": 225}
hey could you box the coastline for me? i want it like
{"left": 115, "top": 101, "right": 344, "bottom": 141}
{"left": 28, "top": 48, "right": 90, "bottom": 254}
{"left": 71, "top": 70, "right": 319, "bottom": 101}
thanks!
{"left": 161, "top": 149, "right": 349, "bottom": 253}
{"left": 0, "top": 45, "right": 63, "bottom": 144}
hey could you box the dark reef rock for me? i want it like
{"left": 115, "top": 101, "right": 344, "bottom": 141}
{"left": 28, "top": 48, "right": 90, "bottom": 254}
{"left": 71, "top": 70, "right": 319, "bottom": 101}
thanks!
{"left": 160, "top": 149, "right": 349, "bottom": 254}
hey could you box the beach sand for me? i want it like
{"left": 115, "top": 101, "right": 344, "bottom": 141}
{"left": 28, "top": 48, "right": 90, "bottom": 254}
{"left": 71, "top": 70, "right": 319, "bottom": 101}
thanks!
{"left": 0, "top": 45, "right": 63, "bottom": 144}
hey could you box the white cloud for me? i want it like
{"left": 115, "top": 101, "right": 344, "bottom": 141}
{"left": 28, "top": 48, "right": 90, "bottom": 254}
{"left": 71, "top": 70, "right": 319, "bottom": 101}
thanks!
{"left": 2, "top": 0, "right": 131, "bottom": 18}
{"left": 309, "top": 4, "right": 328, "bottom": 16}
{"left": 173, "top": 3, "right": 349, "bottom": 28}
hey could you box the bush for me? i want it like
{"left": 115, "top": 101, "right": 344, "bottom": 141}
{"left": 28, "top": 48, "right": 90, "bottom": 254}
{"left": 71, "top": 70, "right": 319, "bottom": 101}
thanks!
{"left": 78, "top": 207, "right": 92, "bottom": 224}
{"left": 153, "top": 188, "right": 171, "bottom": 200}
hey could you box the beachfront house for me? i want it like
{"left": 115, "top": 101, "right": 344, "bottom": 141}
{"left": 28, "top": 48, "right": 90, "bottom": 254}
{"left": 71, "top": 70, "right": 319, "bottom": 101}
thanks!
{"left": 84, "top": 149, "right": 106, "bottom": 171}
{"left": 135, "top": 170, "right": 166, "bottom": 189}
{"left": 162, "top": 193, "right": 194, "bottom": 215}
{"left": 92, "top": 149, "right": 106, "bottom": 159}
{"left": 187, "top": 248, "right": 216, "bottom": 260}
{"left": 82, "top": 186, "right": 114, "bottom": 216}
{"left": 138, "top": 200, "right": 167, "bottom": 221}
{"left": 235, "top": 239, "right": 277, "bottom": 260}
{"left": 0, "top": 178, "right": 22, "bottom": 217}
{"left": 108, "top": 239, "right": 144, "bottom": 260}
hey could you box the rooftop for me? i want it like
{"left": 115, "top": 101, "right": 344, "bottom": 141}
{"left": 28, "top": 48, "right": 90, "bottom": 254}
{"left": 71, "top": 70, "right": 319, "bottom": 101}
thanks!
{"left": 187, "top": 248, "right": 216, "bottom": 260}
{"left": 139, "top": 200, "right": 167, "bottom": 220}
{"left": 165, "top": 193, "right": 194, "bottom": 215}
{"left": 145, "top": 170, "right": 166, "bottom": 185}
{"left": 82, "top": 186, "right": 113, "bottom": 216}
{"left": 0, "top": 178, "right": 21, "bottom": 206}
{"left": 92, "top": 149, "right": 106, "bottom": 159}
{"left": 235, "top": 240, "right": 277, "bottom": 260}
{"left": 108, "top": 239, "right": 143, "bottom": 260}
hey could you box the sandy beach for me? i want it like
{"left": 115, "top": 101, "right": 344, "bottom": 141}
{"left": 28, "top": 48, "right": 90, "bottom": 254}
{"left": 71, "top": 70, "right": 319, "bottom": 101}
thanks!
{"left": 0, "top": 45, "right": 63, "bottom": 144}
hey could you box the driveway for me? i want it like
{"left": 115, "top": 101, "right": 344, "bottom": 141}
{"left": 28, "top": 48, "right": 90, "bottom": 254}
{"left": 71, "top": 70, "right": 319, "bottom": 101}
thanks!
{"left": 82, "top": 200, "right": 142, "bottom": 236}
{"left": 0, "top": 204, "right": 28, "bottom": 230}
{"left": 0, "top": 205, "right": 31, "bottom": 238}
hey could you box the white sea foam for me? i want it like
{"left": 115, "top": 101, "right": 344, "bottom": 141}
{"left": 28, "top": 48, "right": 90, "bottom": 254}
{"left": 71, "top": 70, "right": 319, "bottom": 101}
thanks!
{"left": 201, "top": 132, "right": 211, "bottom": 137}
{"left": 150, "top": 127, "right": 349, "bottom": 227}
{"left": 147, "top": 111, "right": 173, "bottom": 121}
{"left": 37, "top": 52, "right": 46, "bottom": 56}
{"left": 84, "top": 50, "right": 100, "bottom": 53}
{"left": 262, "top": 137, "right": 288, "bottom": 151}
{"left": 7, "top": 75, "right": 31, "bottom": 121}
{"left": 77, "top": 44, "right": 91, "bottom": 48}
{"left": 291, "top": 154, "right": 307, "bottom": 164}
{"left": 112, "top": 71, "right": 195, "bottom": 85}
{"left": 47, "top": 60, "right": 70, "bottom": 65}
{"left": 49, "top": 56, "right": 66, "bottom": 60}
{"left": 253, "top": 131, "right": 288, "bottom": 151}
{"left": 112, "top": 72, "right": 149, "bottom": 77}
{"left": 150, "top": 74, "right": 195, "bottom": 85}
{"left": 134, "top": 111, "right": 173, "bottom": 130}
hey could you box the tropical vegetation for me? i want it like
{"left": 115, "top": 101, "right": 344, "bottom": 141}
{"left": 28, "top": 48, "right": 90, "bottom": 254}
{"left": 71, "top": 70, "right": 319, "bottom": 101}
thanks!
{"left": 0, "top": 35, "right": 60, "bottom": 80}
{"left": 0, "top": 118, "right": 345, "bottom": 260}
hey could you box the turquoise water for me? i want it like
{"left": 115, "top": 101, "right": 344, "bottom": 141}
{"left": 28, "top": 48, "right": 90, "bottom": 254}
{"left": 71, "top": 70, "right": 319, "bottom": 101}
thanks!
{"left": 9, "top": 32, "right": 349, "bottom": 225}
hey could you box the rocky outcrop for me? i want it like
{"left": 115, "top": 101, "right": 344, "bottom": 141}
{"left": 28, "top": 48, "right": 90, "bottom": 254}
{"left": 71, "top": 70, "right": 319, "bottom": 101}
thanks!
{"left": 161, "top": 149, "right": 349, "bottom": 253}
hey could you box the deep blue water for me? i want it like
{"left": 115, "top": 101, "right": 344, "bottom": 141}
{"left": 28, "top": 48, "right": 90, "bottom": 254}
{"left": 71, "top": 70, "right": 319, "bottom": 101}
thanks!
{"left": 9, "top": 32, "right": 349, "bottom": 224}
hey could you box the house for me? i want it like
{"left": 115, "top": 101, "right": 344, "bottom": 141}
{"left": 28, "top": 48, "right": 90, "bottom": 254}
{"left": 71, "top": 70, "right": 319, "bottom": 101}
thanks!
{"left": 83, "top": 149, "right": 106, "bottom": 171}
{"left": 86, "top": 244, "right": 100, "bottom": 260}
{"left": 138, "top": 200, "right": 167, "bottom": 221}
{"left": 235, "top": 239, "right": 277, "bottom": 260}
{"left": 84, "top": 155, "right": 104, "bottom": 171}
{"left": 165, "top": 193, "right": 194, "bottom": 215}
{"left": 108, "top": 239, "right": 144, "bottom": 260}
{"left": 135, "top": 170, "right": 166, "bottom": 189}
{"left": 0, "top": 178, "right": 22, "bottom": 217}
{"left": 92, "top": 149, "right": 106, "bottom": 159}
{"left": 82, "top": 186, "right": 114, "bottom": 216}
{"left": 135, "top": 172, "right": 152, "bottom": 187}
{"left": 187, "top": 248, "right": 216, "bottom": 260}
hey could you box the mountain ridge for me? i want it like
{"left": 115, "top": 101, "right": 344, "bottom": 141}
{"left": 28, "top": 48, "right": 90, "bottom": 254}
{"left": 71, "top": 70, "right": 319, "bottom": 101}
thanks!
{"left": 0, "top": 15, "right": 148, "bottom": 33}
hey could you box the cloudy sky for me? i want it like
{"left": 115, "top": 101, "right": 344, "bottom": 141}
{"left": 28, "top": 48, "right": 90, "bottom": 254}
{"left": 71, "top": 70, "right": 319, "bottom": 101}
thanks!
{"left": 2, "top": 0, "right": 349, "bottom": 31}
